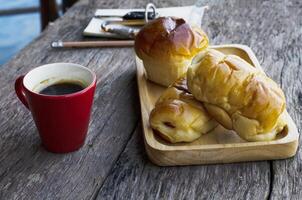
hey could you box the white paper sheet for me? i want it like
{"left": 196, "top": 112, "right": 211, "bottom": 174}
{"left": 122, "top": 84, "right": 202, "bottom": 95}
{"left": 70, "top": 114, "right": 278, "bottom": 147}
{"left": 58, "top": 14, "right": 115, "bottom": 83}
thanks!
{"left": 83, "top": 5, "right": 206, "bottom": 38}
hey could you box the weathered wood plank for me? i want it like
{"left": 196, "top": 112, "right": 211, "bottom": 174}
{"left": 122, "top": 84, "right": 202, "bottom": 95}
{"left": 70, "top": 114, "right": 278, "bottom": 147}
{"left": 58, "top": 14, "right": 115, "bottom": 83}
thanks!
{"left": 95, "top": 0, "right": 301, "bottom": 199}
{"left": 0, "top": 0, "right": 143, "bottom": 199}
{"left": 0, "top": 47, "right": 140, "bottom": 200}
{"left": 203, "top": 1, "right": 302, "bottom": 199}
{"left": 0, "top": 0, "right": 204, "bottom": 199}
{"left": 0, "top": 0, "right": 300, "bottom": 199}
{"left": 97, "top": 123, "right": 270, "bottom": 200}
{"left": 267, "top": 1, "right": 302, "bottom": 199}
{"left": 96, "top": 0, "right": 294, "bottom": 199}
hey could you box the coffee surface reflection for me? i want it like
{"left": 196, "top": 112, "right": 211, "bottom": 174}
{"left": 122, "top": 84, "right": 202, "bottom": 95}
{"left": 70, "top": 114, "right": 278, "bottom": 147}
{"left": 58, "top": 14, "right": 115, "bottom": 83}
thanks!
{"left": 39, "top": 81, "right": 85, "bottom": 95}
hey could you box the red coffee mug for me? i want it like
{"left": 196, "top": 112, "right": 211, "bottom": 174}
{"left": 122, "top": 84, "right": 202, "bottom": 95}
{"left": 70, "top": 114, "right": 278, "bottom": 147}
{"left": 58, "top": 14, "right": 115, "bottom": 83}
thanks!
{"left": 15, "top": 63, "right": 96, "bottom": 153}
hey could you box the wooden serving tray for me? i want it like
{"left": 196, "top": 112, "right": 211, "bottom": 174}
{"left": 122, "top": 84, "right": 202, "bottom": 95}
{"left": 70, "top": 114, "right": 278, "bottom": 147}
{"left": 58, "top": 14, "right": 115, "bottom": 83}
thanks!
{"left": 136, "top": 44, "right": 299, "bottom": 166}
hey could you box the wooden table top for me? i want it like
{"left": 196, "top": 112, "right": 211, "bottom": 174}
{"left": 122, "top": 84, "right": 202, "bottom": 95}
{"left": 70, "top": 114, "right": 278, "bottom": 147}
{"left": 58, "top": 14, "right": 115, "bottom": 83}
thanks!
{"left": 0, "top": 0, "right": 301, "bottom": 199}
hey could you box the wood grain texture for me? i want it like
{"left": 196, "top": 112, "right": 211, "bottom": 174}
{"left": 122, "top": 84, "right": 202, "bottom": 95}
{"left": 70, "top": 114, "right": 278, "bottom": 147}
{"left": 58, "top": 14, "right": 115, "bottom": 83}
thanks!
{"left": 98, "top": 0, "right": 301, "bottom": 199}
{"left": 264, "top": 1, "right": 302, "bottom": 199}
{"left": 0, "top": 0, "right": 300, "bottom": 199}
{"left": 96, "top": 123, "right": 270, "bottom": 200}
{"left": 0, "top": 0, "right": 142, "bottom": 199}
{"left": 203, "top": 0, "right": 302, "bottom": 198}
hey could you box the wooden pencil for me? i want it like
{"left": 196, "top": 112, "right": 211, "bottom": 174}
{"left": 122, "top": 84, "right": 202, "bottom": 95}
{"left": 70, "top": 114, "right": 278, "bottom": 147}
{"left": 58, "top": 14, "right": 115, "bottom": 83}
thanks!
{"left": 51, "top": 40, "right": 134, "bottom": 48}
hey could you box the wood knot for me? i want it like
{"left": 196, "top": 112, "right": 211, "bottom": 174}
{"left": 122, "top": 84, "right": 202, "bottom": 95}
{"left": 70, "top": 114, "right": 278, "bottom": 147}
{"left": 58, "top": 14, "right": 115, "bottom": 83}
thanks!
{"left": 298, "top": 92, "right": 302, "bottom": 106}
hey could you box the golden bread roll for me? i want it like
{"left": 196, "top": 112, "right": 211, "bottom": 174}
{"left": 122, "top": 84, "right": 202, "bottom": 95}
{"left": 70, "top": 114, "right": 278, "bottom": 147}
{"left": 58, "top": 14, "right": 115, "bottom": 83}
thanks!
{"left": 187, "top": 49, "right": 286, "bottom": 141}
{"left": 135, "top": 17, "right": 209, "bottom": 86}
{"left": 150, "top": 77, "right": 217, "bottom": 143}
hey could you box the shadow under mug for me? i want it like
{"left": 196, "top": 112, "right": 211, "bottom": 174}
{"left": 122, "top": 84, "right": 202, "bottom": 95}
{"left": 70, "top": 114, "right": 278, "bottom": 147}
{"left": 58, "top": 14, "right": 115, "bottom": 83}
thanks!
{"left": 15, "top": 63, "right": 96, "bottom": 153}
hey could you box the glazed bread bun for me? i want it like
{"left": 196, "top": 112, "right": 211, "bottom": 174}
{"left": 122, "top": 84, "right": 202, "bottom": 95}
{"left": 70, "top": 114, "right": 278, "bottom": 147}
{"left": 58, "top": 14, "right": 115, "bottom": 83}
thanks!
{"left": 150, "top": 77, "right": 217, "bottom": 143}
{"left": 187, "top": 49, "right": 286, "bottom": 141}
{"left": 135, "top": 17, "right": 209, "bottom": 87}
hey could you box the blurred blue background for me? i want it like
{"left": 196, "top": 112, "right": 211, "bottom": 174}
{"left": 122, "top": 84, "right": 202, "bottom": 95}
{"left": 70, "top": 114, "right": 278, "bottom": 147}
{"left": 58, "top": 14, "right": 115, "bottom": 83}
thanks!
{"left": 0, "top": 0, "right": 40, "bottom": 65}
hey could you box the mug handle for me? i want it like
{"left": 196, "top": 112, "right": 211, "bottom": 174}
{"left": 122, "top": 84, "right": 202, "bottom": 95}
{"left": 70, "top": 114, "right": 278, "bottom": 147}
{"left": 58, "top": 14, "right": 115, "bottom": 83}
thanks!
{"left": 15, "top": 76, "right": 29, "bottom": 109}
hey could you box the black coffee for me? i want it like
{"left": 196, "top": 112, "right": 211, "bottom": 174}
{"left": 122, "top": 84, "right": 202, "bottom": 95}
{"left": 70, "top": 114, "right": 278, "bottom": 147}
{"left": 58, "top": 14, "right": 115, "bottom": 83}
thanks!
{"left": 39, "top": 81, "right": 85, "bottom": 95}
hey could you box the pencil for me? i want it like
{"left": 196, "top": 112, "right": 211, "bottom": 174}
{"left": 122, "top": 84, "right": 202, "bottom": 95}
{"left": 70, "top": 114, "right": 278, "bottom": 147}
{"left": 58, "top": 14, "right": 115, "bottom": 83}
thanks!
{"left": 51, "top": 40, "right": 134, "bottom": 48}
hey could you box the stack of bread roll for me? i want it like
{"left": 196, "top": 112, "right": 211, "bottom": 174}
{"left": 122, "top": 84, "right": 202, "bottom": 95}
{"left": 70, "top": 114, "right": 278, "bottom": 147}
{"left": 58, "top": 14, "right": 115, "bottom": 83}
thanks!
{"left": 135, "top": 17, "right": 286, "bottom": 143}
